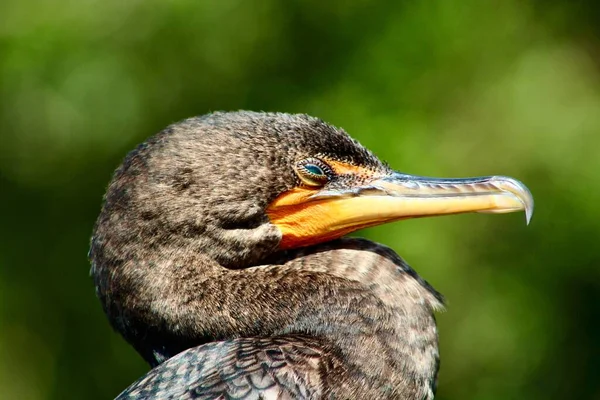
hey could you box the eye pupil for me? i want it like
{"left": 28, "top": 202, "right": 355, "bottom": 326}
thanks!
{"left": 304, "top": 164, "right": 324, "bottom": 176}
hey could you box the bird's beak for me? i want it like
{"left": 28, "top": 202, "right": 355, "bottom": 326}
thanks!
{"left": 267, "top": 173, "right": 533, "bottom": 249}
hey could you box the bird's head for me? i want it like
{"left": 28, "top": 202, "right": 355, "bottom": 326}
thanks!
{"left": 92, "top": 111, "right": 532, "bottom": 270}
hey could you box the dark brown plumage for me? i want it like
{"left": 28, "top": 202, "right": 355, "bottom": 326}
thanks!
{"left": 90, "top": 111, "right": 531, "bottom": 399}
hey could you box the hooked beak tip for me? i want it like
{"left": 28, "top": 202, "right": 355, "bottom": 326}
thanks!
{"left": 486, "top": 175, "right": 534, "bottom": 225}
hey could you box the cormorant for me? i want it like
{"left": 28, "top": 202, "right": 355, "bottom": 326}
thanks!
{"left": 90, "top": 111, "right": 533, "bottom": 399}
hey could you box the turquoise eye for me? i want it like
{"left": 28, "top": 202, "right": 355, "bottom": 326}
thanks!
{"left": 295, "top": 158, "right": 331, "bottom": 187}
{"left": 303, "top": 164, "right": 324, "bottom": 176}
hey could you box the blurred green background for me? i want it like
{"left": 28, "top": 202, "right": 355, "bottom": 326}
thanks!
{"left": 2, "top": 0, "right": 599, "bottom": 399}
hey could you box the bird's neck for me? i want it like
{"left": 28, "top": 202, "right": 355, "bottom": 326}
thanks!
{"left": 98, "top": 238, "right": 442, "bottom": 399}
{"left": 272, "top": 239, "right": 443, "bottom": 398}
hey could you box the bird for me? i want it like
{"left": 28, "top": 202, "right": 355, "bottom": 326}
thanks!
{"left": 89, "top": 111, "right": 533, "bottom": 400}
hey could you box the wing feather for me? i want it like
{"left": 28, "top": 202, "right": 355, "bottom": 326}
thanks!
{"left": 117, "top": 336, "right": 325, "bottom": 400}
